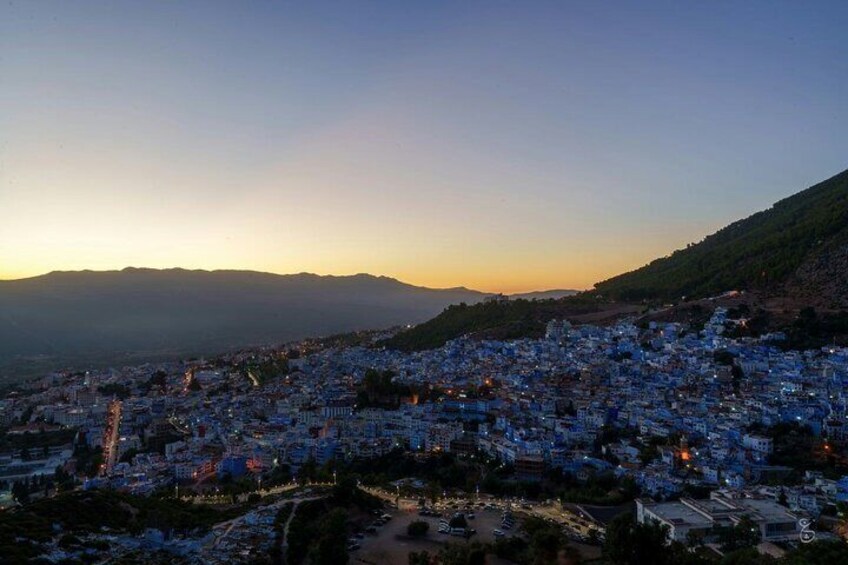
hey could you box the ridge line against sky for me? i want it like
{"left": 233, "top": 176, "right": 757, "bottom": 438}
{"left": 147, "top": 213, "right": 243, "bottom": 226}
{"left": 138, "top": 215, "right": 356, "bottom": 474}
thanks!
{"left": 2, "top": 1, "right": 847, "bottom": 293}
{"left": 0, "top": 267, "right": 577, "bottom": 295}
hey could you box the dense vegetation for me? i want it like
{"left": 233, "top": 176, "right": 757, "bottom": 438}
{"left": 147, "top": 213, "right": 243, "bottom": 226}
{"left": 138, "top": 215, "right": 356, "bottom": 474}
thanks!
{"left": 0, "top": 428, "right": 76, "bottom": 452}
{"left": 602, "top": 513, "right": 848, "bottom": 565}
{"left": 0, "top": 490, "right": 243, "bottom": 562}
{"left": 285, "top": 478, "right": 382, "bottom": 565}
{"left": 343, "top": 449, "right": 639, "bottom": 505}
{"left": 746, "top": 422, "right": 848, "bottom": 481}
{"left": 594, "top": 169, "right": 848, "bottom": 301}
{"left": 782, "top": 307, "right": 848, "bottom": 350}
{"left": 241, "top": 356, "right": 291, "bottom": 385}
{"left": 381, "top": 296, "right": 601, "bottom": 352}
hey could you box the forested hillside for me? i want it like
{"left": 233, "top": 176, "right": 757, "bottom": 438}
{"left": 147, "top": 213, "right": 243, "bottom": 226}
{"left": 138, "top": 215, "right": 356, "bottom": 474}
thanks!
{"left": 594, "top": 169, "right": 848, "bottom": 301}
{"left": 381, "top": 296, "right": 604, "bottom": 351}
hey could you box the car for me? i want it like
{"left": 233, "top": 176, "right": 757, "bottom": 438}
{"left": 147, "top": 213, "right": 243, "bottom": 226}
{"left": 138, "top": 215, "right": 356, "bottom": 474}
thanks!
{"left": 347, "top": 543, "right": 361, "bottom": 551}
{"left": 493, "top": 529, "right": 505, "bottom": 538}
{"left": 365, "top": 526, "right": 377, "bottom": 534}
{"left": 467, "top": 513, "right": 475, "bottom": 519}
{"left": 354, "top": 533, "right": 364, "bottom": 539}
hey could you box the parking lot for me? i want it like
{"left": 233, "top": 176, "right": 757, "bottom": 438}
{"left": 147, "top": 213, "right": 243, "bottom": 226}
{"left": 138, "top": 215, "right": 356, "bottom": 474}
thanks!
{"left": 353, "top": 504, "right": 514, "bottom": 565}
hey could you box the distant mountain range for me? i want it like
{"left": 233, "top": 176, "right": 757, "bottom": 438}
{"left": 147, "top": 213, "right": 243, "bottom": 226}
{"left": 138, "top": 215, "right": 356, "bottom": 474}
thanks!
{"left": 0, "top": 268, "right": 486, "bottom": 377}
{"left": 594, "top": 168, "right": 848, "bottom": 306}
{"left": 5, "top": 168, "right": 846, "bottom": 374}
{"left": 0, "top": 268, "right": 580, "bottom": 378}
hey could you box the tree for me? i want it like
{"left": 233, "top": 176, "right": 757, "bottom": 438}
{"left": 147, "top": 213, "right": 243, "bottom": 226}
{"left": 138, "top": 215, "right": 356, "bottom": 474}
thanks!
{"left": 603, "top": 513, "right": 670, "bottom": 565}
{"left": 119, "top": 448, "right": 139, "bottom": 464}
{"left": 439, "top": 542, "right": 487, "bottom": 565}
{"left": 54, "top": 466, "right": 74, "bottom": 492}
{"left": 408, "top": 551, "right": 432, "bottom": 565}
{"left": 298, "top": 458, "right": 319, "bottom": 483}
{"left": 11, "top": 480, "right": 30, "bottom": 504}
{"left": 407, "top": 520, "right": 429, "bottom": 537}
{"left": 426, "top": 482, "right": 440, "bottom": 505}
{"left": 719, "top": 547, "right": 772, "bottom": 565}
{"left": 782, "top": 540, "right": 848, "bottom": 564}
{"left": 308, "top": 508, "right": 349, "bottom": 565}
{"left": 685, "top": 529, "right": 704, "bottom": 548}
{"left": 149, "top": 370, "right": 168, "bottom": 390}
{"left": 716, "top": 515, "right": 761, "bottom": 552}
{"left": 493, "top": 536, "right": 530, "bottom": 563}
{"left": 638, "top": 444, "right": 659, "bottom": 467}
{"left": 520, "top": 516, "right": 579, "bottom": 564}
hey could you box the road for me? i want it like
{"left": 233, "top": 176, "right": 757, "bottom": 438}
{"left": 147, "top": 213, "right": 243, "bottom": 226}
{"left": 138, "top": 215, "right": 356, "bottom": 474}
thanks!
{"left": 182, "top": 481, "right": 334, "bottom": 505}
{"left": 101, "top": 400, "right": 122, "bottom": 474}
{"left": 208, "top": 493, "right": 321, "bottom": 550}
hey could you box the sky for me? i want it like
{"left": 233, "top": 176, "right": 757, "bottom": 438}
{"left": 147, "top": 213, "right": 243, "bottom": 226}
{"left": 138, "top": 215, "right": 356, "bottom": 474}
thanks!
{"left": 2, "top": 1, "right": 847, "bottom": 293}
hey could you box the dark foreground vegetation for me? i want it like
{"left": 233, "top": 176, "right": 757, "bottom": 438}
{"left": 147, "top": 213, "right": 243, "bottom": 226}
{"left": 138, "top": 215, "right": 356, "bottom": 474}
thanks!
{"left": 0, "top": 490, "right": 244, "bottom": 562}
{"left": 381, "top": 296, "right": 603, "bottom": 352}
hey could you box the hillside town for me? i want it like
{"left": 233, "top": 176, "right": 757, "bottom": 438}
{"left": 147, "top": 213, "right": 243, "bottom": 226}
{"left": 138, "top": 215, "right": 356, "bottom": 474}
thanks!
{"left": 2, "top": 306, "right": 848, "bottom": 562}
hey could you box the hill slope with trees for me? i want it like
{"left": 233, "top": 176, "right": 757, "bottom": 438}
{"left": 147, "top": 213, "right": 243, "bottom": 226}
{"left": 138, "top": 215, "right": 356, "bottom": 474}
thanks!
{"left": 593, "top": 168, "right": 848, "bottom": 303}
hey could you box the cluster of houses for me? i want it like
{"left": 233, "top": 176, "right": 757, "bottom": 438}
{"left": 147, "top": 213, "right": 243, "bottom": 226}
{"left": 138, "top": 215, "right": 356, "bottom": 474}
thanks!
{"left": 2, "top": 306, "right": 848, "bottom": 531}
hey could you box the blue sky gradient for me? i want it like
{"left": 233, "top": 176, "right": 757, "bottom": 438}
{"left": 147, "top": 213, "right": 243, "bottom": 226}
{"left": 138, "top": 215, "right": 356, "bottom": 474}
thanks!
{"left": 2, "top": 1, "right": 847, "bottom": 291}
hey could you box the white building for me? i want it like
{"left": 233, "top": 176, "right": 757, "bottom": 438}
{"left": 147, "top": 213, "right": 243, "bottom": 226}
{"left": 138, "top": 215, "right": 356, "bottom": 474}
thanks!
{"left": 637, "top": 492, "right": 799, "bottom": 544}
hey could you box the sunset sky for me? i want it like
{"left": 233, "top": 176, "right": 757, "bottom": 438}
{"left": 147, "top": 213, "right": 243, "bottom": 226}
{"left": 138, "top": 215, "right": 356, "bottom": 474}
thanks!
{"left": 2, "top": 1, "right": 847, "bottom": 293}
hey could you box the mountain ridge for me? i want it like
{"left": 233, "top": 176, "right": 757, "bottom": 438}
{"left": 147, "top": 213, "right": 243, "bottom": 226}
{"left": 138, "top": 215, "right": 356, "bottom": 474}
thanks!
{"left": 593, "top": 168, "right": 848, "bottom": 305}
{"left": 0, "top": 268, "right": 578, "bottom": 379}
{"left": 0, "top": 269, "right": 489, "bottom": 378}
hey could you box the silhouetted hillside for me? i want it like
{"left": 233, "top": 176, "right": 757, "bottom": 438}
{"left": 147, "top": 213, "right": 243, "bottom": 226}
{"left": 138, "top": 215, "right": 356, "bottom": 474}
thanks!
{"left": 0, "top": 268, "right": 485, "bottom": 377}
{"left": 381, "top": 295, "right": 607, "bottom": 352}
{"left": 384, "top": 169, "right": 848, "bottom": 352}
{"left": 593, "top": 169, "right": 848, "bottom": 303}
